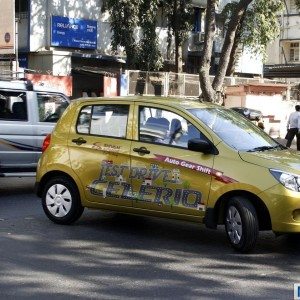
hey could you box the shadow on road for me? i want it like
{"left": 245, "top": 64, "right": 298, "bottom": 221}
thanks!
{"left": 0, "top": 178, "right": 299, "bottom": 299}
{"left": 0, "top": 177, "right": 35, "bottom": 196}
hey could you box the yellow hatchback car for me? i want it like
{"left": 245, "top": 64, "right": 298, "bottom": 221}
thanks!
{"left": 35, "top": 97, "right": 300, "bottom": 252}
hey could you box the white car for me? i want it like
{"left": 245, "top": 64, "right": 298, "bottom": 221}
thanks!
{"left": 0, "top": 79, "right": 69, "bottom": 177}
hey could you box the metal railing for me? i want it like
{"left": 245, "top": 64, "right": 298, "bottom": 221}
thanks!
{"left": 126, "top": 70, "right": 283, "bottom": 97}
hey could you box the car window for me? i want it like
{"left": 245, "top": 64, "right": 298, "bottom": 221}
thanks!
{"left": 189, "top": 107, "right": 278, "bottom": 151}
{"left": 0, "top": 91, "right": 27, "bottom": 121}
{"left": 77, "top": 104, "right": 129, "bottom": 138}
{"left": 77, "top": 106, "right": 92, "bottom": 134}
{"left": 37, "top": 93, "right": 69, "bottom": 122}
{"left": 139, "top": 106, "right": 204, "bottom": 148}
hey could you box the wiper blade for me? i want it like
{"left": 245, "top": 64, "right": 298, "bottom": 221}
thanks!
{"left": 273, "top": 144, "right": 287, "bottom": 150}
{"left": 247, "top": 146, "right": 277, "bottom": 152}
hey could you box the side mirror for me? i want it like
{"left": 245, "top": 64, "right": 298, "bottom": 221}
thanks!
{"left": 188, "top": 138, "right": 217, "bottom": 154}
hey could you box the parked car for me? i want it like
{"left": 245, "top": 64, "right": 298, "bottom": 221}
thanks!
{"left": 0, "top": 79, "right": 69, "bottom": 177}
{"left": 231, "top": 107, "right": 265, "bottom": 129}
{"left": 230, "top": 107, "right": 262, "bottom": 120}
{"left": 35, "top": 96, "right": 300, "bottom": 252}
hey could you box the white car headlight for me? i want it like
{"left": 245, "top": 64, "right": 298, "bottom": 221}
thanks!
{"left": 270, "top": 169, "right": 300, "bottom": 192}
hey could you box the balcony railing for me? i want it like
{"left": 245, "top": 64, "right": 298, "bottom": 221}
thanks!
{"left": 16, "top": 12, "right": 28, "bottom": 20}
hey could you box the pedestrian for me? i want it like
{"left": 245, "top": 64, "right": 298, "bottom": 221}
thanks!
{"left": 286, "top": 104, "right": 300, "bottom": 150}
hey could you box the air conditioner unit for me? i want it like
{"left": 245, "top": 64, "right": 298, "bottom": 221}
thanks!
{"left": 193, "top": 32, "right": 205, "bottom": 45}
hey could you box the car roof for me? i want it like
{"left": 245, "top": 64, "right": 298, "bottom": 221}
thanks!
{"left": 72, "top": 96, "right": 221, "bottom": 110}
{"left": 0, "top": 79, "right": 66, "bottom": 94}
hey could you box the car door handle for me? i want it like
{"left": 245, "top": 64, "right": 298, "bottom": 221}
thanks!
{"left": 133, "top": 147, "right": 150, "bottom": 154}
{"left": 72, "top": 137, "right": 87, "bottom": 145}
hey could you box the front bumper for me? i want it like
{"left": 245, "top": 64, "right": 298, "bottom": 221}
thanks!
{"left": 262, "top": 184, "right": 300, "bottom": 233}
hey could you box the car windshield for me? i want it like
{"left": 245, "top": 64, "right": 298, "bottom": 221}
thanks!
{"left": 189, "top": 107, "right": 283, "bottom": 152}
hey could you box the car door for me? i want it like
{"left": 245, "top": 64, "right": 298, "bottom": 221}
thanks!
{"left": 130, "top": 103, "right": 215, "bottom": 218}
{"left": 0, "top": 89, "right": 36, "bottom": 171}
{"left": 33, "top": 92, "right": 70, "bottom": 162}
{"left": 68, "top": 101, "right": 133, "bottom": 207}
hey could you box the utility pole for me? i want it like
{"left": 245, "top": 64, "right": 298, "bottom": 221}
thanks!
{"left": 15, "top": 17, "right": 19, "bottom": 75}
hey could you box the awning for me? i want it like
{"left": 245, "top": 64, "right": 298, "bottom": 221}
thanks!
{"left": 72, "top": 66, "right": 119, "bottom": 77}
{"left": 71, "top": 52, "right": 126, "bottom": 64}
{"left": 191, "top": 0, "right": 207, "bottom": 8}
{"left": 264, "top": 64, "right": 300, "bottom": 78}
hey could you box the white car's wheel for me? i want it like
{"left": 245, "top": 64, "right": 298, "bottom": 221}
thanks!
{"left": 225, "top": 196, "right": 259, "bottom": 252}
{"left": 42, "top": 177, "right": 84, "bottom": 224}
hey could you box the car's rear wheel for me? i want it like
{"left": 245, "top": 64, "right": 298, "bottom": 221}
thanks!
{"left": 42, "top": 176, "right": 84, "bottom": 224}
{"left": 225, "top": 196, "right": 259, "bottom": 252}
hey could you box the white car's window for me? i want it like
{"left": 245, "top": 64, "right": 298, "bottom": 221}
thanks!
{"left": 77, "top": 104, "right": 129, "bottom": 138}
{"left": 37, "top": 93, "right": 69, "bottom": 122}
{"left": 0, "top": 91, "right": 27, "bottom": 121}
{"left": 139, "top": 106, "right": 204, "bottom": 148}
{"left": 189, "top": 107, "right": 281, "bottom": 152}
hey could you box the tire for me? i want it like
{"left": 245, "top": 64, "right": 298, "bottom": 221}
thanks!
{"left": 42, "top": 176, "right": 84, "bottom": 225}
{"left": 225, "top": 196, "right": 259, "bottom": 253}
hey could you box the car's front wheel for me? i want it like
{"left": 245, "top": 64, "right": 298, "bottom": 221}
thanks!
{"left": 42, "top": 176, "right": 84, "bottom": 224}
{"left": 225, "top": 196, "right": 259, "bottom": 252}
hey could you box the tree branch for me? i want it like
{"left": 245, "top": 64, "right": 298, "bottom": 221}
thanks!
{"left": 199, "top": 0, "right": 218, "bottom": 102}
{"left": 212, "top": 0, "right": 253, "bottom": 92}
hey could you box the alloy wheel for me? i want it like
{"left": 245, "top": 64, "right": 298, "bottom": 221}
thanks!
{"left": 226, "top": 205, "right": 243, "bottom": 245}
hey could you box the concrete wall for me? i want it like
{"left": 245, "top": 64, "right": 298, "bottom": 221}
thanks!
{"left": 225, "top": 93, "right": 300, "bottom": 138}
{"left": 28, "top": 51, "right": 71, "bottom": 76}
{"left": 218, "top": 0, "right": 232, "bottom": 12}
{"left": 236, "top": 48, "right": 263, "bottom": 75}
{"left": 266, "top": 0, "right": 300, "bottom": 66}
{"left": 266, "top": 40, "right": 281, "bottom": 65}
{"left": 18, "top": 17, "right": 29, "bottom": 51}
{"left": 30, "top": 0, "right": 47, "bottom": 51}
{"left": 281, "top": 16, "right": 300, "bottom": 41}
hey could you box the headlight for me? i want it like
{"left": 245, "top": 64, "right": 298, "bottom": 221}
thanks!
{"left": 270, "top": 169, "right": 300, "bottom": 192}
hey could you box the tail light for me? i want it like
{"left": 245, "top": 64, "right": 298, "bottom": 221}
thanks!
{"left": 42, "top": 134, "right": 51, "bottom": 152}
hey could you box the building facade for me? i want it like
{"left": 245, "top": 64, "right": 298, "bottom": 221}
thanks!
{"left": 265, "top": 0, "right": 300, "bottom": 80}
{"left": 0, "top": 0, "right": 263, "bottom": 98}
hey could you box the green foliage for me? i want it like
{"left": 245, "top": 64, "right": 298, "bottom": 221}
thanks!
{"left": 296, "top": 0, "right": 300, "bottom": 10}
{"left": 242, "top": 0, "right": 285, "bottom": 60}
{"left": 162, "top": 0, "right": 194, "bottom": 44}
{"left": 102, "top": 0, "right": 163, "bottom": 70}
{"left": 102, "top": 0, "right": 142, "bottom": 68}
{"left": 138, "top": 0, "right": 163, "bottom": 70}
{"left": 103, "top": 0, "right": 193, "bottom": 71}
{"left": 221, "top": 0, "right": 285, "bottom": 60}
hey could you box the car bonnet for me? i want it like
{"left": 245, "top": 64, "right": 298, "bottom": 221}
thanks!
{"left": 238, "top": 148, "right": 300, "bottom": 174}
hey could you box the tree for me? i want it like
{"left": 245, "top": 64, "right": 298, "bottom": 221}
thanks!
{"left": 213, "top": 0, "right": 254, "bottom": 98}
{"left": 199, "top": 0, "right": 284, "bottom": 103}
{"left": 102, "top": 0, "right": 162, "bottom": 71}
{"left": 224, "top": 0, "right": 284, "bottom": 76}
{"left": 102, "top": 0, "right": 141, "bottom": 68}
{"left": 162, "top": 0, "right": 194, "bottom": 73}
{"left": 138, "top": 0, "right": 163, "bottom": 71}
{"left": 199, "top": 0, "right": 218, "bottom": 101}
{"left": 103, "top": 0, "right": 193, "bottom": 72}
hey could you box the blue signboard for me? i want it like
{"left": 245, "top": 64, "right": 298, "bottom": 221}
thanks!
{"left": 51, "top": 16, "right": 97, "bottom": 49}
{"left": 18, "top": 54, "right": 28, "bottom": 69}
